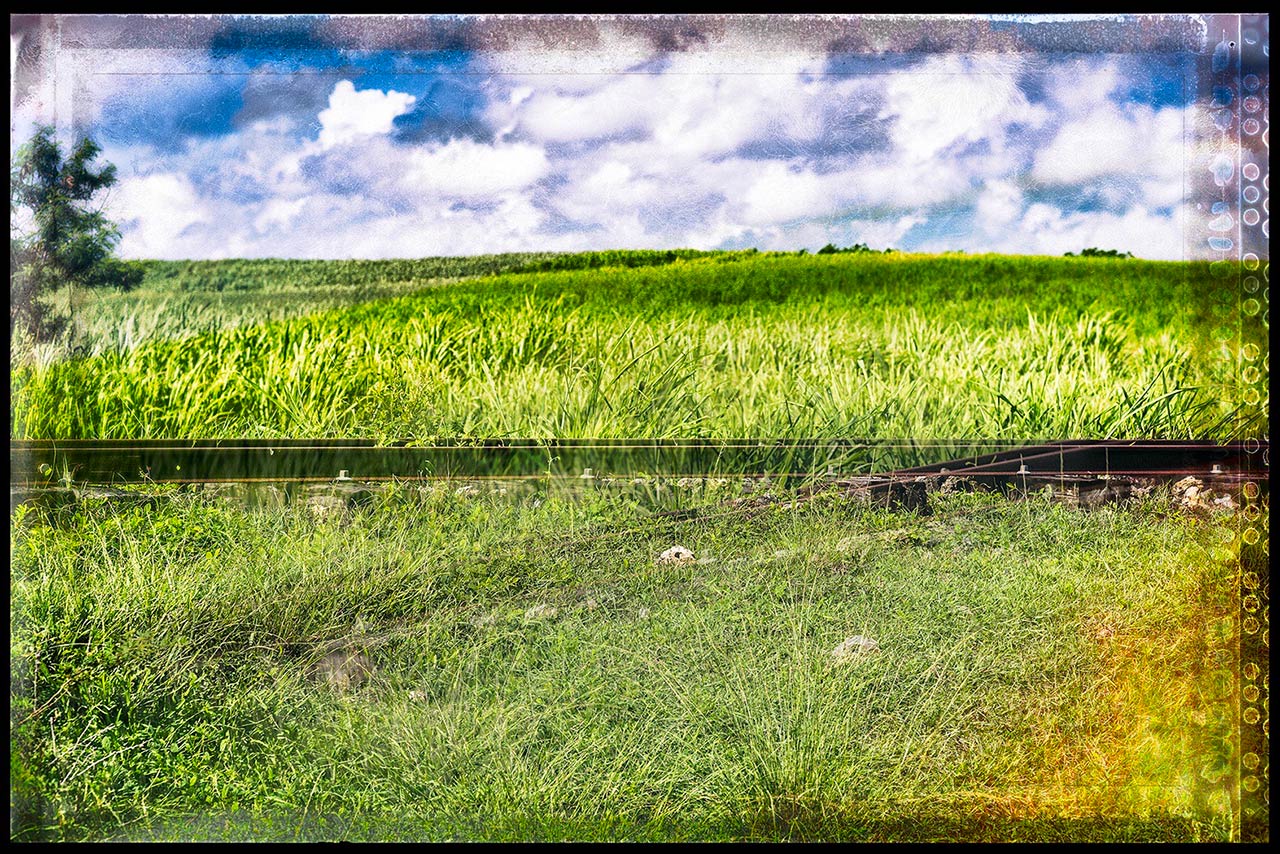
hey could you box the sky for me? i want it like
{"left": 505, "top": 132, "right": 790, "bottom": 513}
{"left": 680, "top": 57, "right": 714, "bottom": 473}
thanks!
{"left": 8, "top": 14, "right": 1227, "bottom": 261}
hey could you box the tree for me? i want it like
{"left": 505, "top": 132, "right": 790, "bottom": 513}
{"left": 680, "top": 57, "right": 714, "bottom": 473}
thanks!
{"left": 10, "top": 126, "right": 143, "bottom": 341}
{"left": 814, "top": 242, "right": 896, "bottom": 255}
{"left": 1066, "top": 247, "right": 1133, "bottom": 259}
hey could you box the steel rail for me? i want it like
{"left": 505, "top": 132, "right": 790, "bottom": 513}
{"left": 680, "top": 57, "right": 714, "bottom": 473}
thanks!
{"left": 8, "top": 438, "right": 1269, "bottom": 487}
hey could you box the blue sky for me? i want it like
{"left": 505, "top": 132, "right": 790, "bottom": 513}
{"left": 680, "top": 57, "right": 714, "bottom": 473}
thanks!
{"left": 10, "top": 15, "right": 1211, "bottom": 260}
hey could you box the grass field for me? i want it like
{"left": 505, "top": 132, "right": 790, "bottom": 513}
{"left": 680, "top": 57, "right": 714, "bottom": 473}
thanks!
{"left": 16, "top": 249, "right": 759, "bottom": 363}
{"left": 9, "top": 482, "right": 1257, "bottom": 841}
{"left": 10, "top": 252, "right": 1266, "bottom": 443}
{"left": 8, "top": 249, "right": 1265, "bottom": 841}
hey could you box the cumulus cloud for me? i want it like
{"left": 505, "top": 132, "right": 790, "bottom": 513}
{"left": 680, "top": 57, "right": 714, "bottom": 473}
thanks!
{"left": 27, "top": 31, "right": 1195, "bottom": 261}
{"left": 109, "top": 172, "right": 210, "bottom": 258}
{"left": 401, "top": 138, "right": 549, "bottom": 201}
{"left": 741, "top": 163, "right": 846, "bottom": 225}
{"left": 975, "top": 179, "right": 1024, "bottom": 231}
{"left": 317, "top": 80, "right": 416, "bottom": 149}
{"left": 252, "top": 197, "right": 308, "bottom": 235}
{"left": 499, "top": 74, "right": 655, "bottom": 145}
{"left": 1033, "top": 102, "right": 1185, "bottom": 193}
{"left": 1015, "top": 202, "right": 1185, "bottom": 259}
{"left": 880, "top": 54, "right": 1049, "bottom": 163}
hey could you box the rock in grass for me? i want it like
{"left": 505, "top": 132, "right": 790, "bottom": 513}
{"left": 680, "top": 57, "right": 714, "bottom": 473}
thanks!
{"left": 831, "top": 635, "right": 880, "bottom": 664}
{"left": 1171, "top": 476, "right": 1228, "bottom": 513}
{"left": 657, "top": 545, "right": 696, "bottom": 565}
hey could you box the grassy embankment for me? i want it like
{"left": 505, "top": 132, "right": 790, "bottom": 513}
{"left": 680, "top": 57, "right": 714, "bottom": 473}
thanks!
{"left": 16, "top": 249, "right": 755, "bottom": 363}
{"left": 10, "top": 252, "right": 1266, "bottom": 442}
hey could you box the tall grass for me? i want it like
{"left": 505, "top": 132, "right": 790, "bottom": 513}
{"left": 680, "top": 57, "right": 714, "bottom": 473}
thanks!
{"left": 10, "top": 253, "right": 1263, "bottom": 441}
{"left": 17, "top": 248, "right": 764, "bottom": 363}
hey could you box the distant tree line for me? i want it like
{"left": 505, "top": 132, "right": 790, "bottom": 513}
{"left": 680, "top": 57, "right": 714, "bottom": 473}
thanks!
{"left": 815, "top": 242, "right": 896, "bottom": 255}
{"left": 1064, "top": 248, "right": 1134, "bottom": 258}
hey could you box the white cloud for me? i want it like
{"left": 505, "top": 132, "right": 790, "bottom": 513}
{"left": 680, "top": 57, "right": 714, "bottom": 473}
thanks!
{"left": 317, "top": 80, "right": 416, "bottom": 150}
{"left": 1033, "top": 102, "right": 1186, "bottom": 190}
{"left": 1041, "top": 56, "right": 1124, "bottom": 114}
{"left": 741, "top": 163, "right": 844, "bottom": 225}
{"left": 1005, "top": 202, "right": 1185, "bottom": 259}
{"left": 840, "top": 154, "right": 977, "bottom": 209}
{"left": 402, "top": 138, "right": 549, "bottom": 200}
{"left": 489, "top": 47, "right": 864, "bottom": 163}
{"left": 72, "top": 42, "right": 1194, "bottom": 262}
{"left": 503, "top": 74, "right": 656, "bottom": 144}
{"left": 252, "top": 198, "right": 308, "bottom": 234}
{"left": 108, "top": 172, "right": 209, "bottom": 258}
{"left": 880, "top": 54, "right": 1049, "bottom": 162}
{"left": 861, "top": 214, "right": 926, "bottom": 248}
{"left": 975, "top": 179, "right": 1024, "bottom": 230}
{"left": 1077, "top": 205, "right": 1181, "bottom": 258}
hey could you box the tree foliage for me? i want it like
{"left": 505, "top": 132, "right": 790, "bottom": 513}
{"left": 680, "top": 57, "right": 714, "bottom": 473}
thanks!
{"left": 816, "top": 242, "right": 895, "bottom": 255}
{"left": 10, "top": 126, "right": 143, "bottom": 341}
{"left": 1065, "top": 247, "right": 1134, "bottom": 258}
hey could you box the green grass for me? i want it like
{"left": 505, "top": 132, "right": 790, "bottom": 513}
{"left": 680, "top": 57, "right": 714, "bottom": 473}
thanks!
{"left": 10, "top": 482, "right": 1256, "bottom": 841}
{"left": 9, "top": 247, "right": 1264, "bottom": 842}
{"left": 9, "top": 253, "right": 1266, "bottom": 441}
{"left": 19, "top": 248, "right": 763, "bottom": 363}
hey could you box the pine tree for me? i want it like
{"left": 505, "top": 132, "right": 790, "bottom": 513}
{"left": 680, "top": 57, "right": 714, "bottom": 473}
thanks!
{"left": 10, "top": 126, "right": 143, "bottom": 341}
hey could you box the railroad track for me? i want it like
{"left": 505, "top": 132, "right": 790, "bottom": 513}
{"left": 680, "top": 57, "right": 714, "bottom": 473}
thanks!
{"left": 9, "top": 438, "right": 1268, "bottom": 489}
{"left": 780, "top": 438, "right": 1269, "bottom": 514}
{"left": 10, "top": 438, "right": 968, "bottom": 486}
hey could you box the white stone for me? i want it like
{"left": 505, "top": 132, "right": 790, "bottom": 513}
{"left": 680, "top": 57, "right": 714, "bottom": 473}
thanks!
{"left": 657, "top": 545, "right": 696, "bottom": 564}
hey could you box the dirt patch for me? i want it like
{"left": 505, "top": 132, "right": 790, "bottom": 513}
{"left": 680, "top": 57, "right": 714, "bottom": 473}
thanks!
{"left": 309, "top": 649, "right": 375, "bottom": 693}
